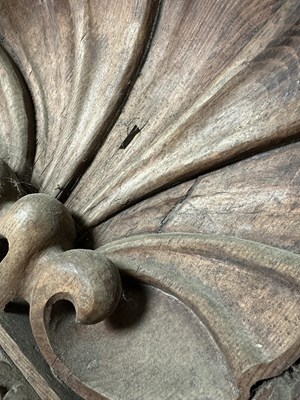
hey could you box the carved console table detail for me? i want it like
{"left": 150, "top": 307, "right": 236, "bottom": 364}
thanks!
{"left": 0, "top": 0, "right": 300, "bottom": 399}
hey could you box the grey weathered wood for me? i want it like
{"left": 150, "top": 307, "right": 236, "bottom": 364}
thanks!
{"left": 0, "top": 0, "right": 300, "bottom": 399}
{"left": 0, "top": 310, "right": 82, "bottom": 400}
{"left": 0, "top": 345, "right": 40, "bottom": 400}
{"left": 91, "top": 142, "right": 300, "bottom": 253}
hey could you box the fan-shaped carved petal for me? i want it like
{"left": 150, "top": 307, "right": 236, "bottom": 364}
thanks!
{"left": 90, "top": 142, "right": 300, "bottom": 253}
{"left": 68, "top": 0, "right": 300, "bottom": 227}
{"left": 0, "top": 0, "right": 160, "bottom": 195}
{"left": 100, "top": 233, "right": 300, "bottom": 399}
{"left": 0, "top": 46, "right": 34, "bottom": 179}
{"left": 0, "top": 348, "right": 40, "bottom": 400}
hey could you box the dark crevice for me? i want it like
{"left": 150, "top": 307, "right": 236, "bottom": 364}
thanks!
{"left": 119, "top": 123, "right": 147, "bottom": 150}
{"left": 4, "top": 299, "right": 30, "bottom": 315}
{"left": 76, "top": 130, "right": 300, "bottom": 245}
{"left": 0, "top": 386, "right": 8, "bottom": 397}
{"left": 0, "top": 236, "right": 8, "bottom": 263}
{"left": 56, "top": 0, "right": 164, "bottom": 204}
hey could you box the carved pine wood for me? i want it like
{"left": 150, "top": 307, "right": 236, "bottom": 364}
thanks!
{"left": 0, "top": 1, "right": 300, "bottom": 399}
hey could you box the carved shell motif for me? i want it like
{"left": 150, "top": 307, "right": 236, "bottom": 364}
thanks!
{"left": 0, "top": 1, "right": 300, "bottom": 399}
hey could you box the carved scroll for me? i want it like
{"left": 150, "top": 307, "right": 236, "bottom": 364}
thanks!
{"left": 0, "top": 160, "right": 299, "bottom": 398}
{"left": 0, "top": 0, "right": 299, "bottom": 399}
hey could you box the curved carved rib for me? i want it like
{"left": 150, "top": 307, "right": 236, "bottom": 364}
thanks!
{"left": 0, "top": 162, "right": 299, "bottom": 399}
{"left": 0, "top": 188, "right": 121, "bottom": 329}
{"left": 0, "top": 46, "right": 34, "bottom": 180}
{"left": 68, "top": 0, "right": 300, "bottom": 227}
{"left": 0, "top": 1, "right": 299, "bottom": 399}
{"left": 90, "top": 141, "right": 300, "bottom": 254}
{"left": 99, "top": 234, "right": 300, "bottom": 399}
{"left": 0, "top": 167, "right": 122, "bottom": 398}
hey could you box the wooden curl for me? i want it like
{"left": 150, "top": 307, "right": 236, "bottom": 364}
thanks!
{"left": 0, "top": 171, "right": 122, "bottom": 376}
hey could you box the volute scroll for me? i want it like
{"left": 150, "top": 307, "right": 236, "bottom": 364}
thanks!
{"left": 0, "top": 158, "right": 122, "bottom": 345}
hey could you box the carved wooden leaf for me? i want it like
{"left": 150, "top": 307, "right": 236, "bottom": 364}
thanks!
{"left": 40, "top": 233, "right": 300, "bottom": 399}
{"left": 0, "top": 0, "right": 160, "bottom": 195}
{"left": 92, "top": 142, "right": 300, "bottom": 253}
{"left": 67, "top": 0, "right": 300, "bottom": 227}
{"left": 100, "top": 234, "right": 300, "bottom": 396}
{"left": 0, "top": 0, "right": 299, "bottom": 399}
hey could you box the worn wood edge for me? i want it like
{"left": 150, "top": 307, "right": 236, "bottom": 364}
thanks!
{"left": 0, "top": 311, "right": 82, "bottom": 400}
{"left": 0, "top": 319, "right": 59, "bottom": 399}
{"left": 251, "top": 357, "right": 300, "bottom": 399}
{"left": 0, "top": 345, "right": 40, "bottom": 399}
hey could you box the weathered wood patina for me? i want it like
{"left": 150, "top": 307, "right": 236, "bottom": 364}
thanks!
{"left": 0, "top": 1, "right": 299, "bottom": 399}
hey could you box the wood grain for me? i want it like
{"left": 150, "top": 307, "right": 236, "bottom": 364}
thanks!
{"left": 0, "top": 310, "right": 82, "bottom": 400}
{"left": 0, "top": 0, "right": 161, "bottom": 196}
{"left": 0, "top": 345, "right": 40, "bottom": 400}
{"left": 90, "top": 142, "right": 300, "bottom": 254}
{"left": 67, "top": 0, "right": 300, "bottom": 228}
{"left": 0, "top": 192, "right": 121, "bottom": 323}
{"left": 47, "top": 280, "right": 237, "bottom": 400}
{"left": 0, "top": 1, "right": 300, "bottom": 399}
{"left": 0, "top": 160, "right": 25, "bottom": 219}
{"left": 0, "top": 46, "right": 34, "bottom": 180}
{"left": 100, "top": 234, "right": 300, "bottom": 399}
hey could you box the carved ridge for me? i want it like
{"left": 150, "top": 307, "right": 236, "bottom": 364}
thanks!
{"left": 0, "top": 160, "right": 299, "bottom": 399}
{"left": 0, "top": 160, "right": 121, "bottom": 345}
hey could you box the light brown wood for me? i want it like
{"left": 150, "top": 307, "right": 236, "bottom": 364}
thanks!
{"left": 0, "top": 0, "right": 161, "bottom": 197}
{"left": 0, "top": 46, "right": 34, "bottom": 181}
{"left": 0, "top": 309, "right": 82, "bottom": 400}
{"left": 67, "top": 0, "right": 300, "bottom": 228}
{"left": 0, "top": 0, "right": 299, "bottom": 399}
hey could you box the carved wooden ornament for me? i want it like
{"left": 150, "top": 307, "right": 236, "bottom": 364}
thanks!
{"left": 0, "top": 1, "right": 300, "bottom": 399}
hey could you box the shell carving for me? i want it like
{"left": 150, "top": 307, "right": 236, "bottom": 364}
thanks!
{"left": 0, "top": 1, "right": 300, "bottom": 399}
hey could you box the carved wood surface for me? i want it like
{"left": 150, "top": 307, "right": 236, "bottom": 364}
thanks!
{"left": 0, "top": 308, "right": 81, "bottom": 400}
{"left": 0, "top": 0, "right": 300, "bottom": 399}
{"left": 0, "top": 346, "right": 40, "bottom": 400}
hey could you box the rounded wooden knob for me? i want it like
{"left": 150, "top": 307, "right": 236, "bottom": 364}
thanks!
{"left": 30, "top": 249, "right": 122, "bottom": 325}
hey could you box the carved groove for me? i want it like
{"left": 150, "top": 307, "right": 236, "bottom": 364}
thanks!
{"left": 67, "top": 1, "right": 300, "bottom": 230}
{"left": 0, "top": 1, "right": 300, "bottom": 399}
